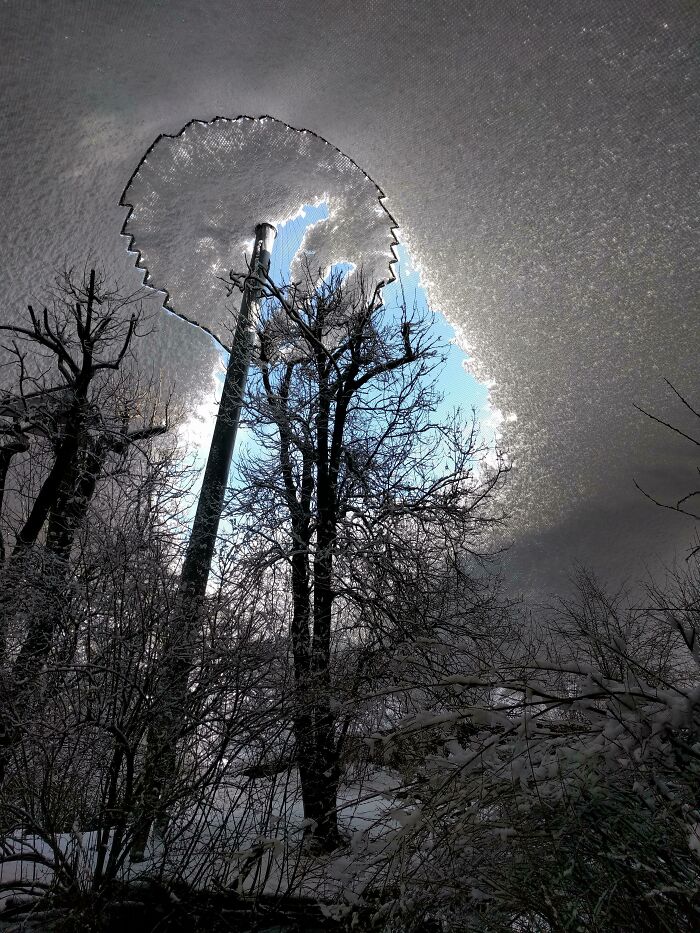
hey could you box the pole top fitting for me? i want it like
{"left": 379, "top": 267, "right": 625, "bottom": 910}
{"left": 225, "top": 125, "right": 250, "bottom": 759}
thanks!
{"left": 255, "top": 222, "right": 277, "bottom": 253}
{"left": 253, "top": 223, "right": 277, "bottom": 274}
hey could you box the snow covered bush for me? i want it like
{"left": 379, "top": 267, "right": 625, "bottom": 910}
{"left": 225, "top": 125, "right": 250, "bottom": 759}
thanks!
{"left": 342, "top": 565, "right": 700, "bottom": 931}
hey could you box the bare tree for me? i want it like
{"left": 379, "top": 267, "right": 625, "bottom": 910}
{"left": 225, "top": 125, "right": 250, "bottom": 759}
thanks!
{"left": 0, "top": 268, "right": 165, "bottom": 762}
{"left": 635, "top": 379, "right": 700, "bottom": 559}
{"left": 223, "top": 266, "right": 508, "bottom": 850}
{"left": 0, "top": 269, "right": 144, "bottom": 552}
{"left": 337, "top": 559, "right": 700, "bottom": 932}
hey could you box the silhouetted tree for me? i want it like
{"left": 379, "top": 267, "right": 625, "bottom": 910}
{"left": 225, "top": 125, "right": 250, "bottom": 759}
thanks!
{"left": 0, "top": 268, "right": 163, "bottom": 760}
{"left": 225, "top": 266, "right": 508, "bottom": 850}
{"left": 635, "top": 379, "right": 700, "bottom": 559}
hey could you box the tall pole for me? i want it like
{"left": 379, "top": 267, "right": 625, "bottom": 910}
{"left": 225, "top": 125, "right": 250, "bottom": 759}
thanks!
{"left": 179, "top": 222, "right": 276, "bottom": 605}
{"left": 130, "top": 223, "right": 276, "bottom": 860}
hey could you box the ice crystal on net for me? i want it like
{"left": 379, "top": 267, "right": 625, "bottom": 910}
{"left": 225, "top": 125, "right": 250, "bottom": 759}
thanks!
{"left": 121, "top": 116, "right": 397, "bottom": 346}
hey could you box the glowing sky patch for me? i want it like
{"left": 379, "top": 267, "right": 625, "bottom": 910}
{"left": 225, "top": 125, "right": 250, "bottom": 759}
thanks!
{"left": 1, "top": 2, "right": 696, "bottom": 594}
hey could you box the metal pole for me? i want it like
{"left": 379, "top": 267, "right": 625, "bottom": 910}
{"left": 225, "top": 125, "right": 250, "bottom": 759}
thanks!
{"left": 128, "top": 225, "right": 277, "bottom": 860}
{"left": 179, "top": 222, "right": 276, "bottom": 605}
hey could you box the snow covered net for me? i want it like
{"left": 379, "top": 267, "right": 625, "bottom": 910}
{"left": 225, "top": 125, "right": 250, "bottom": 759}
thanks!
{"left": 121, "top": 116, "right": 398, "bottom": 348}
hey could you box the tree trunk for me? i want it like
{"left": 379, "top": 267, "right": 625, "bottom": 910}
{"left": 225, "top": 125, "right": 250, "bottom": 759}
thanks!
{"left": 0, "top": 437, "right": 103, "bottom": 784}
{"left": 11, "top": 442, "right": 102, "bottom": 693}
{"left": 299, "top": 361, "right": 342, "bottom": 850}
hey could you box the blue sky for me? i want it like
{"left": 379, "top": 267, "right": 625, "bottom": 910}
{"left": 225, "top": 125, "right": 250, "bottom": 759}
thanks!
{"left": 183, "top": 202, "right": 493, "bottom": 490}
{"left": 269, "top": 202, "right": 490, "bottom": 428}
{"left": 381, "top": 243, "right": 489, "bottom": 426}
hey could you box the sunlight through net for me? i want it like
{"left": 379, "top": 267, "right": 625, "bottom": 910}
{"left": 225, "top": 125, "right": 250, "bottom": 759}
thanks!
{"left": 121, "top": 116, "right": 398, "bottom": 349}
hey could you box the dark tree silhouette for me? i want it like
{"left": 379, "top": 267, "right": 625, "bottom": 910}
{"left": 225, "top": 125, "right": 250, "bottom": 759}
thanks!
{"left": 0, "top": 268, "right": 163, "bottom": 760}
{"left": 635, "top": 379, "right": 700, "bottom": 559}
{"left": 225, "top": 266, "right": 508, "bottom": 850}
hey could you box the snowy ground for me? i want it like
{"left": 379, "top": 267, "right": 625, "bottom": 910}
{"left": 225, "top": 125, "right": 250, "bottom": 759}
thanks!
{"left": 0, "top": 767, "right": 404, "bottom": 913}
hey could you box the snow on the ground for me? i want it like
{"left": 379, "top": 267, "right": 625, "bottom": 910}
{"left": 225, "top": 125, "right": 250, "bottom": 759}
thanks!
{"left": 0, "top": 768, "right": 404, "bottom": 907}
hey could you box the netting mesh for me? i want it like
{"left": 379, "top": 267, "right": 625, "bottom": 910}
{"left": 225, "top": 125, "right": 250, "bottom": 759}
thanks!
{"left": 121, "top": 116, "right": 398, "bottom": 347}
